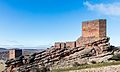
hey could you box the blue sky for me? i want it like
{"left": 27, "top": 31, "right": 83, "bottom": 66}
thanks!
{"left": 0, "top": 0, "right": 120, "bottom": 48}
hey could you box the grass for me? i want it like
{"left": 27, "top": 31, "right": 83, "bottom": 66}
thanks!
{"left": 51, "top": 61, "right": 120, "bottom": 72}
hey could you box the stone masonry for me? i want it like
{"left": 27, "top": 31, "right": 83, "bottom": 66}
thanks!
{"left": 82, "top": 19, "right": 106, "bottom": 38}
{"left": 54, "top": 19, "right": 107, "bottom": 48}
{"left": 61, "top": 42, "right": 66, "bottom": 48}
{"left": 54, "top": 42, "right": 61, "bottom": 48}
{"left": 66, "top": 42, "right": 76, "bottom": 48}
{"left": 9, "top": 49, "right": 22, "bottom": 59}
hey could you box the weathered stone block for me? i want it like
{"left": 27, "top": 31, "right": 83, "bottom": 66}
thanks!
{"left": 9, "top": 49, "right": 22, "bottom": 59}
{"left": 61, "top": 42, "right": 66, "bottom": 48}
{"left": 82, "top": 19, "right": 106, "bottom": 38}
{"left": 66, "top": 42, "right": 76, "bottom": 48}
{"left": 54, "top": 42, "right": 61, "bottom": 48}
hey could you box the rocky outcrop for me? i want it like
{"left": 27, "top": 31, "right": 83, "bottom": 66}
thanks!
{"left": 5, "top": 37, "right": 116, "bottom": 72}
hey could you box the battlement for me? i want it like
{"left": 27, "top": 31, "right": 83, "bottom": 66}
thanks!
{"left": 54, "top": 19, "right": 107, "bottom": 48}
{"left": 66, "top": 41, "right": 76, "bottom": 48}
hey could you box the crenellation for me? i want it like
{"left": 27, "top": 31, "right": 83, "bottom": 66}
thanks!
{"left": 54, "top": 19, "right": 107, "bottom": 48}
{"left": 54, "top": 42, "right": 61, "bottom": 48}
{"left": 66, "top": 41, "right": 76, "bottom": 48}
{"left": 61, "top": 42, "right": 66, "bottom": 48}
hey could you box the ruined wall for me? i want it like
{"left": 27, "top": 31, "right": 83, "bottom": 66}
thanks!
{"left": 82, "top": 20, "right": 99, "bottom": 38}
{"left": 61, "top": 42, "right": 66, "bottom": 48}
{"left": 76, "top": 37, "right": 101, "bottom": 47}
{"left": 15, "top": 49, "right": 22, "bottom": 58}
{"left": 9, "top": 49, "right": 15, "bottom": 59}
{"left": 54, "top": 19, "right": 107, "bottom": 48}
{"left": 66, "top": 42, "right": 76, "bottom": 48}
{"left": 55, "top": 42, "right": 61, "bottom": 48}
{"left": 9, "top": 49, "right": 22, "bottom": 59}
{"left": 99, "top": 19, "right": 106, "bottom": 38}
{"left": 55, "top": 42, "right": 76, "bottom": 48}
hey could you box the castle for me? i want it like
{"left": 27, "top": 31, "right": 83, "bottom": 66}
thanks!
{"left": 8, "top": 19, "right": 107, "bottom": 59}
{"left": 54, "top": 19, "right": 106, "bottom": 48}
{"left": 5, "top": 19, "right": 110, "bottom": 72}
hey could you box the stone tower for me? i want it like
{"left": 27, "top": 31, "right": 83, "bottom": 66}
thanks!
{"left": 76, "top": 19, "right": 106, "bottom": 47}
{"left": 54, "top": 19, "right": 107, "bottom": 48}
{"left": 82, "top": 19, "right": 106, "bottom": 38}
{"left": 9, "top": 49, "right": 22, "bottom": 59}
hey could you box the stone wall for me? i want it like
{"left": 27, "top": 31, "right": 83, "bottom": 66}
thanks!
{"left": 9, "top": 49, "right": 22, "bottom": 59}
{"left": 55, "top": 42, "right": 61, "bottom": 48}
{"left": 66, "top": 42, "right": 76, "bottom": 48}
{"left": 61, "top": 42, "right": 66, "bottom": 48}
{"left": 82, "top": 19, "right": 106, "bottom": 38}
{"left": 99, "top": 20, "right": 106, "bottom": 38}
{"left": 54, "top": 19, "right": 107, "bottom": 48}
{"left": 76, "top": 37, "right": 101, "bottom": 47}
{"left": 9, "top": 50, "right": 15, "bottom": 59}
{"left": 54, "top": 42, "right": 76, "bottom": 48}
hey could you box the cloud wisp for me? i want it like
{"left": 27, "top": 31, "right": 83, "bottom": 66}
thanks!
{"left": 84, "top": 1, "right": 120, "bottom": 16}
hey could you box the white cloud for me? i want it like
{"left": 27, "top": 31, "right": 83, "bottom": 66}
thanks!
{"left": 84, "top": 1, "right": 120, "bottom": 16}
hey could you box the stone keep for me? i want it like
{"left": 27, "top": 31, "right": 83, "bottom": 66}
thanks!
{"left": 82, "top": 19, "right": 106, "bottom": 38}
{"left": 76, "top": 19, "right": 106, "bottom": 47}
{"left": 9, "top": 49, "right": 22, "bottom": 59}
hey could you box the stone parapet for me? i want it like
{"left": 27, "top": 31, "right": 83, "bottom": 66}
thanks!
{"left": 66, "top": 41, "right": 76, "bottom": 48}
{"left": 55, "top": 42, "right": 61, "bottom": 48}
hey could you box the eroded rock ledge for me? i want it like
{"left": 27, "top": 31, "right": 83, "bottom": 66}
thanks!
{"left": 5, "top": 37, "right": 120, "bottom": 72}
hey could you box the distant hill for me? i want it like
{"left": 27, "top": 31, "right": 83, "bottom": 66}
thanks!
{"left": 117, "top": 46, "right": 120, "bottom": 48}
{"left": 23, "top": 49, "right": 44, "bottom": 56}
{"left": 23, "top": 49, "right": 44, "bottom": 52}
{"left": 0, "top": 48, "right": 7, "bottom": 50}
{"left": 0, "top": 48, "right": 8, "bottom": 52}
